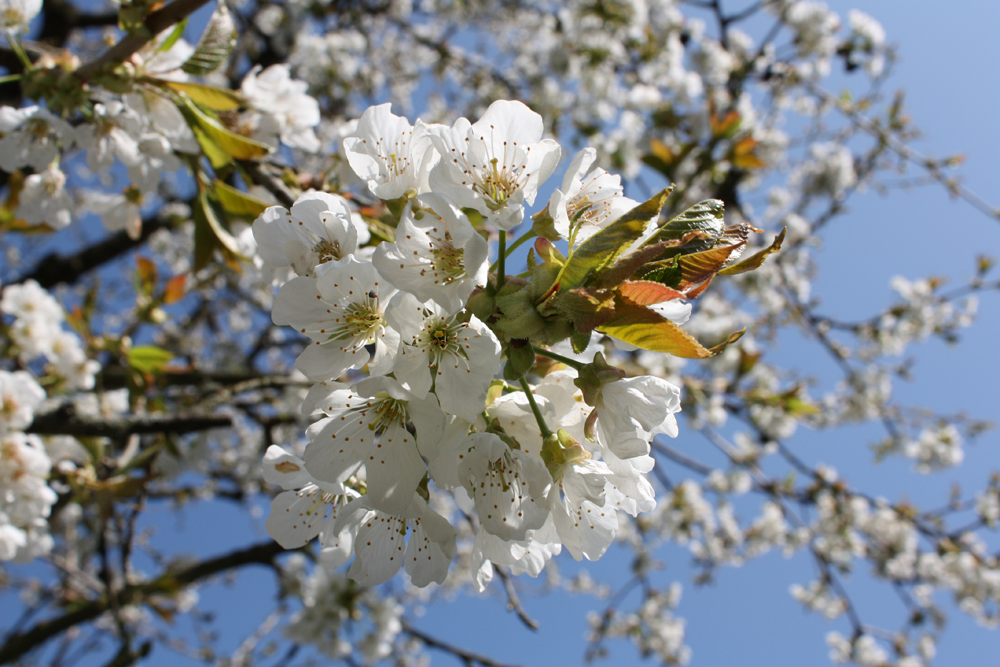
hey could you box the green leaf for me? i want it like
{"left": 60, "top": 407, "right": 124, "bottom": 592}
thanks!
{"left": 643, "top": 198, "right": 725, "bottom": 249}
{"left": 559, "top": 187, "right": 673, "bottom": 290}
{"left": 157, "top": 18, "right": 188, "bottom": 53}
{"left": 599, "top": 301, "right": 744, "bottom": 358}
{"left": 503, "top": 342, "right": 536, "bottom": 382}
{"left": 181, "top": 3, "right": 237, "bottom": 76}
{"left": 128, "top": 345, "right": 174, "bottom": 373}
{"left": 213, "top": 179, "right": 272, "bottom": 219}
{"left": 179, "top": 97, "right": 272, "bottom": 168}
{"left": 719, "top": 228, "right": 786, "bottom": 275}
{"left": 199, "top": 191, "right": 246, "bottom": 259}
{"left": 164, "top": 81, "right": 244, "bottom": 111}
{"left": 192, "top": 193, "right": 220, "bottom": 272}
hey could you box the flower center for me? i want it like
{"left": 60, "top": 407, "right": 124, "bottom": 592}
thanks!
{"left": 333, "top": 301, "right": 383, "bottom": 343}
{"left": 416, "top": 316, "right": 464, "bottom": 364}
{"left": 424, "top": 228, "right": 466, "bottom": 285}
{"left": 367, "top": 393, "right": 408, "bottom": 431}
{"left": 313, "top": 239, "right": 342, "bottom": 265}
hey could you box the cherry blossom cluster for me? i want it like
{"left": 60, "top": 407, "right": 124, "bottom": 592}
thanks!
{"left": 256, "top": 100, "right": 683, "bottom": 589}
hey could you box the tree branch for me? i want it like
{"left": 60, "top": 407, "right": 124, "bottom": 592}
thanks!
{"left": 74, "top": 0, "right": 215, "bottom": 83}
{"left": 27, "top": 405, "right": 231, "bottom": 439}
{"left": 0, "top": 540, "right": 285, "bottom": 665}
{"left": 402, "top": 622, "right": 521, "bottom": 667}
{"left": 9, "top": 215, "right": 172, "bottom": 288}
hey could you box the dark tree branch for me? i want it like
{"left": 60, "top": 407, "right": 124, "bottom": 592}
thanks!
{"left": 75, "top": 0, "right": 215, "bottom": 83}
{"left": 10, "top": 215, "right": 172, "bottom": 288}
{"left": 402, "top": 622, "right": 521, "bottom": 667}
{"left": 0, "top": 540, "right": 285, "bottom": 665}
{"left": 27, "top": 404, "right": 231, "bottom": 438}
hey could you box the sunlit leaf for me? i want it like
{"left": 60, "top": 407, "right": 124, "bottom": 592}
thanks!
{"left": 135, "top": 256, "right": 157, "bottom": 295}
{"left": 179, "top": 97, "right": 272, "bottom": 168}
{"left": 199, "top": 191, "right": 246, "bottom": 259}
{"left": 164, "top": 274, "right": 187, "bottom": 304}
{"left": 616, "top": 280, "right": 686, "bottom": 306}
{"left": 128, "top": 345, "right": 174, "bottom": 373}
{"left": 599, "top": 301, "right": 744, "bottom": 358}
{"left": 164, "top": 81, "right": 244, "bottom": 111}
{"left": 213, "top": 179, "right": 271, "bottom": 219}
{"left": 559, "top": 187, "right": 673, "bottom": 290}
{"left": 643, "top": 198, "right": 725, "bottom": 250}
{"left": 157, "top": 18, "right": 188, "bottom": 53}
{"left": 719, "top": 228, "right": 786, "bottom": 275}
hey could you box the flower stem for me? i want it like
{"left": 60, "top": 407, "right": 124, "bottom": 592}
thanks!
{"left": 496, "top": 230, "right": 507, "bottom": 292}
{"left": 531, "top": 344, "right": 586, "bottom": 370}
{"left": 519, "top": 377, "right": 553, "bottom": 439}
{"left": 504, "top": 230, "right": 532, "bottom": 258}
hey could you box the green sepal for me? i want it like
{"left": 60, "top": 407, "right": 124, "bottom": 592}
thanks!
{"left": 502, "top": 340, "right": 536, "bottom": 382}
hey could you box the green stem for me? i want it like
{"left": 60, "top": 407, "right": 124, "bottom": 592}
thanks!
{"left": 495, "top": 230, "right": 507, "bottom": 292}
{"left": 531, "top": 344, "right": 586, "bottom": 370}
{"left": 5, "top": 33, "right": 33, "bottom": 69}
{"left": 0, "top": 73, "right": 23, "bottom": 85}
{"left": 519, "top": 377, "right": 553, "bottom": 439}
{"left": 504, "top": 230, "right": 532, "bottom": 258}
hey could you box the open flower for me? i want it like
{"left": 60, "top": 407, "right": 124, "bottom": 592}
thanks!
{"left": 253, "top": 191, "right": 363, "bottom": 277}
{"left": 302, "top": 377, "right": 445, "bottom": 514}
{"left": 385, "top": 292, "right": 501, "bottom": 422}
{"left": 262, "top": 445, "right": 359, "bottom": 550}
{"left": 459, "top": 433, "right": 552, "bottom": 542}
{"left": 323, "top": 493, "right": 457, "bottom": 587}
{"left": 372, "top": 193, "right": 488, "bottom": 314}
{"left": 428, "top": 100, "right": 561, "bottom": 230}
{"left": 271, "top": 257, "right": 399, "bottom": 381}
{"left": 548, "top": 147, "right": 637, "bottom": 244}
{"left": 343, "top": 103, "right": 437, "bottom": 200}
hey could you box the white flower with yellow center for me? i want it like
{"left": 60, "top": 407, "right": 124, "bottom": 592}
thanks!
{"left": 548, "top": 147, "right": 637, "bottom": 245}
{"left": 271, "top": 257, "right": 400, "bottom": 381}
{"left": 428, "top": 99, "right": 561, "bottom": 231}
{"left": 459, "top": 433, "right": 552, "bottom": 542}
{"left": 253, "top": 191, "right": 367, "bottom": 277}
{"left": 302, "top": 377, "right": 445, "bottom": 514}
{"left": 343, "top": 103, "right": 437, "bottom": 200}
{"left": 386, "top": 292, "right": 501, "bottom": 422}
{"left": 262, "top": 445, "right": 359, "bottom": 550}
{"left": 323, "top": 494, "right": 457, "bottom": 587}
{"left": 373, "top": 193, "right": 488, "bottom": 314}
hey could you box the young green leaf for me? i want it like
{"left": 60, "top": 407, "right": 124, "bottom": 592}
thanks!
{"left": 643, "top": 198, "right": 725, "bottom": 250}
{"left": 599, "top": 300, "right": 744, "bottom": 358}
{"left": 179, "top": 97, "right": 272, "bottom": 168}
{"left": 164, "top": 81, "right": 244, "bottom": 111}
{"left": 128, "top": 345, "right": 174, "bottom": 373}
{"left": 213, "top": 179, "right": 272, "bottom": 219}
{"left": 181, "top": 3, "right": 237, "bottom": 76}
{"left": 558, "top": 187, "right": 673, "bottom": 290}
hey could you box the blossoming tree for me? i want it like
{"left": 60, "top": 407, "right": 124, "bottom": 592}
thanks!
{"left": 0, "top": 0, "right": 996, "bottom": 666}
